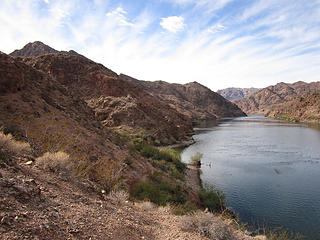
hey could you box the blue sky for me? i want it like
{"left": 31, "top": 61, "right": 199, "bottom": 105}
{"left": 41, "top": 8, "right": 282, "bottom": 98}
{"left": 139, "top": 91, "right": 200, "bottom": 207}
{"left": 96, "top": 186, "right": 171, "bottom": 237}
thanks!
{"left": 1, "top": 0, "right": 320, "bottom": 90}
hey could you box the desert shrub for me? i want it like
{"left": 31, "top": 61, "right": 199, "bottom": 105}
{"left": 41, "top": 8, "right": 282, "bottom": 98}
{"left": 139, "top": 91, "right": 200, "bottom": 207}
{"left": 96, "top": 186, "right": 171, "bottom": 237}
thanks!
{"left": 171, "top": 202, "right": 197, "bottom": 216}
{"left": 0, "top": 132, "right": 31, "bottom": 159}
{"left": 36, "top": 151, "right": 71, "bottom": 172}
{"left": 135, "top": 143, "right": 186, "bottom": 180}
{"left": 76, "top": 156, "right": 123, "bottom": 192}
{"left": 3, "top": 124, "right": 24, "bottom": 139}
{"left": 132, "top": 172, "right": 187, "bottom": 206}
{"left": 108, "top": 189, "right": 129, "bottom": 204}
{"left": 266, "top": 227, "right": 306, "bottom": 240}
{"left": 199, "top": 183, "right": 226, "bottom": 213}
{"left": 181, "top": 212, "right": 235, "bottom": 240}
{"left": 138, "top": 201, "right": 157, "bottom": 211}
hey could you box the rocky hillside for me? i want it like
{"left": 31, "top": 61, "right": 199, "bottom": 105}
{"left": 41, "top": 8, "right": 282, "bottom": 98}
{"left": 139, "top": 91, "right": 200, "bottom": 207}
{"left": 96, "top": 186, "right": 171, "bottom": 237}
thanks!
{"left": 266, "top": 91, "right": 320, "bottom": 123}
{"left": 0, "top": 42, "right": 265, "bottom": 239}
{"left": 217, "top": 87, "right": 260, "bottom": 101}
{"left": 236, "top": 81, "right": 320, "bottom": 114}
{"left": 8, "top": 43, "right": 194, "bottom": 145}
{"left": 0, "top": 130, "right": 266, "bottom": 240}
{"left": 119, "top": 74, "right": 246, "bottom": 122}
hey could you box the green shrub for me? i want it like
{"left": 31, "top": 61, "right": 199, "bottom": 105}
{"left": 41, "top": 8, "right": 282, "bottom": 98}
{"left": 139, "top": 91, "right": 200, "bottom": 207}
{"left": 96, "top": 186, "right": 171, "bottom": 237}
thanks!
{"left": 199, "top": 183, "right": 226, "bottom": 212}
{"left": 134, "top": 141, "right": 186, "bottom": 180}
{"left": 132, "top": 172, "right": 187, "bottom": 206}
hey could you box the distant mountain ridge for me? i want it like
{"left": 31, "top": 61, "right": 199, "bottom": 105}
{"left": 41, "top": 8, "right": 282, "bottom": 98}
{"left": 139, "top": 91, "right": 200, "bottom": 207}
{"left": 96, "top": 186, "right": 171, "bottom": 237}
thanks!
{"left": 217, "top": 87, "right": 260, "bottom": 101}
{"left": 235, "top": 81, "right": 320, "bottom": 123}
{"left": 119, "top": 74, "right": 246, "bottom": 122}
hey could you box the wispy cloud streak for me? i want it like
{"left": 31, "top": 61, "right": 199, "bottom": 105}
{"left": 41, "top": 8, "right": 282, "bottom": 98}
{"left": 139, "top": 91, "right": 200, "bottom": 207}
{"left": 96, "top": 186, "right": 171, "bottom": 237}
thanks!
{"left": 0, "top": 0, "right": 319, "bottom": 90}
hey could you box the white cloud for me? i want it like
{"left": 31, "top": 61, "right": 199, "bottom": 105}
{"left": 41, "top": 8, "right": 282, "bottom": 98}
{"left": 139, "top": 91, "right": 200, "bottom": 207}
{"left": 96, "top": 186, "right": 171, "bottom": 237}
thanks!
{"left": 160, "top": 16, "right": 185, "bottom": 33}
{"left": 43, "top": 0, "right": 49, "bottom": 4}
{"left": 0, "top": 0, "right": 319, "bottom": 91}
{"left": 106, "top": 7, "right": 134, "bottom": 27}
{"left": 208, "top": 23, "right": 225, "bottom": 33}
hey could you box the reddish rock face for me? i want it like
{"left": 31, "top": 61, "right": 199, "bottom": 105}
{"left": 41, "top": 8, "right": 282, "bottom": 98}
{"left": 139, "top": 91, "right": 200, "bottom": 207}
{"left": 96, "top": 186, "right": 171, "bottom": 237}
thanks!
{"left": 236, "top": 81, "right": 320, "bottom": 114}
{"left": 119, "top": 74, "right": 246, "bottom": 122}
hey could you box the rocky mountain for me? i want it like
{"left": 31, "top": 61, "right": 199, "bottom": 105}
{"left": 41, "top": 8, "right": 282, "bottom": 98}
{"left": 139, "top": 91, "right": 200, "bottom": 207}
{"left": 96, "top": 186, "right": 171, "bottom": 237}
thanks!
{"left": 236, "top": 81, "right": 320, "bottom": 114}
{"left": 0, "top": 42, "right": 264, "bottom": 239}
{"left": 266, "top": 91, "right": 320, "bottom": 123}
{"left": 8, "top": 43, "right": 194, "bottom": 145}
{"left": 119, "top": 74, "right": 246, "bottom": 122}
{"left": 10, "top": 41, "right": 81, "bottom": 57}
{"left": 217, "top": 87, "right": 260, "bottom": 101}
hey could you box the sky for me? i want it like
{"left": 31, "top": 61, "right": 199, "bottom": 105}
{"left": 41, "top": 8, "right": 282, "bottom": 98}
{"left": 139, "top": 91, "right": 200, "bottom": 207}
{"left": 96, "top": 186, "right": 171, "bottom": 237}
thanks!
{"left": 0, "top": 0, "right": 320, "bottom": 91}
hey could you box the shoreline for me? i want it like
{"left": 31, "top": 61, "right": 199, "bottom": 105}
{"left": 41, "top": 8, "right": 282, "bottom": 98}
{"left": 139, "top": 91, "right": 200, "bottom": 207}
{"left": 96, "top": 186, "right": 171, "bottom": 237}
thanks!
{"left": 157, "top": 139, "right": 195, "bottom": 149}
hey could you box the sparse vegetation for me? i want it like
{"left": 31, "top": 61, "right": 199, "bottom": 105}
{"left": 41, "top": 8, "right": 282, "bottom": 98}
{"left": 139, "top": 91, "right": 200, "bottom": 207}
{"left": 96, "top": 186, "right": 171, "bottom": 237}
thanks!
{"left": 36, "top": 151, "right": 71, "bottom": 172}
{"left": 191, "top": 152, "right": 203, "bottom": 166}
{"left": 2, "top": 124, "right": 24, "bottom": 139}
{"left": 171, "top": 202, "right": 197, "bottom": 216}
{"left": 0, "top": 131, "right": 31, "bottom": 160}
{"left": 267, "top": 227, "right": 306, "bottom": 240}
{"left": 108, "top": 189, "right": 129, "bottom": 204}
{"left": 181, "top": 211, "right": 235, "bottom": 240}
{"left": 132, "top": 171, "right": 187, "bottom": 206}
{"left": 132, "top": 139, "right": 186, "bottom": 180}
{"left": 276, "top": 114, "right": 299, "bottom": 122}
{"left": 76, "top": 156, "right": 124, "bottom": 192}
{"left": 199, "top": 182, "right": 226, "bottom": 213}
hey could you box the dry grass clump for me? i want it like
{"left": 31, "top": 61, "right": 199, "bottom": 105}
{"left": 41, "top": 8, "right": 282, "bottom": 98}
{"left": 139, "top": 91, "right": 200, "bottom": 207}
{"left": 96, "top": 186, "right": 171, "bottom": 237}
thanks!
{"left": 108, "top": 189, "right": 129, "bottom": 204}
{"left": 36, "top": 151, "right": 71, "bottom": 172}
{"left": 0, "top": 131, "right": 31, "bottom": 157}
{"left": 76, "top": 156, "right": 124, "bottom": 192}
{"left": 137, "top": 201, "right": 157, "bottom": 211}
{"left": 181, "top": 211, "right": 236, "bottom": 240}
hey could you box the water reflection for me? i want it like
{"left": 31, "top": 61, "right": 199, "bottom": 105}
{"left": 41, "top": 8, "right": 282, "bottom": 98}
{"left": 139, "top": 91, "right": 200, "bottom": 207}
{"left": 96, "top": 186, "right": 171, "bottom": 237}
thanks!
{"left": 182, "top": 115, "right": 320, "bottom": 239}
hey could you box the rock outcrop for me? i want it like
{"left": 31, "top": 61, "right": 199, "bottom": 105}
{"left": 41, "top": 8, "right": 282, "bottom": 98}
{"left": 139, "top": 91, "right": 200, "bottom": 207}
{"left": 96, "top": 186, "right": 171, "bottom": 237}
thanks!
{"left": 120, "top": 74, "right": 246, "bottom": 122}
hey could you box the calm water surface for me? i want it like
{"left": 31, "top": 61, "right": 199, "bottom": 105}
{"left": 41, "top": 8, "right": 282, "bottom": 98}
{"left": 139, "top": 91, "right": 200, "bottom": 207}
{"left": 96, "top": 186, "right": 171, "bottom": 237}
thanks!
{"left": 182, "top": 115, "right": 320, "bottom": 239}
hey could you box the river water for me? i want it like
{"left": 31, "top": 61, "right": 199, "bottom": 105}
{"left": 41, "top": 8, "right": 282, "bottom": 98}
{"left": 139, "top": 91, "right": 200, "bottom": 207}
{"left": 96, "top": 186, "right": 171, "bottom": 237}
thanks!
{"left": 181, "top": 115, "right": 320, "bottom": 239}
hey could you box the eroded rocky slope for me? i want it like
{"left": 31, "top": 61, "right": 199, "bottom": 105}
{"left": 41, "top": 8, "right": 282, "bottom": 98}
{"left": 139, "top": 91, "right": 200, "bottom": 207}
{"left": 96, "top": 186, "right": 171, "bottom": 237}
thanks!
{"left": 120, "top": 74, "right": 246, "bottom": 122}
{"left": 8, "top": 43, "right": 194, "bottom": 145}
{"left": 236, "top": 81, "right": 320, "bottom": 115}
{"left": 217, "top": 87, "right": 260, "bottom": 101}
{"left": 266, "top": 91, "right": 320, "bottom": 123}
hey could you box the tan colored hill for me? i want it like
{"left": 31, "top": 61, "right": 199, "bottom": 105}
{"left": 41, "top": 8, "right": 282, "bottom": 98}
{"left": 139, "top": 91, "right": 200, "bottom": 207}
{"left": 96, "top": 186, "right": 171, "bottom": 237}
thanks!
{"left": 266, "top": 91, "right": 320, "bottom": 123}
{"left": 217, "top": 87, "right": 260, "bottom": 101}
{"left": 236, "top": 81, "right": 320, "bottom": 114}
{"left": 119, "top": 74, "right": 246, "bottom": 122}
